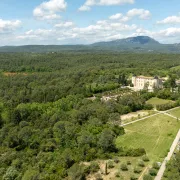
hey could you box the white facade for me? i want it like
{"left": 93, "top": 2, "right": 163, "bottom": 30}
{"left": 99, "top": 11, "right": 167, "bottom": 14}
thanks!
{"left": 132, "top": 76, "right": 163, "bottom": 92}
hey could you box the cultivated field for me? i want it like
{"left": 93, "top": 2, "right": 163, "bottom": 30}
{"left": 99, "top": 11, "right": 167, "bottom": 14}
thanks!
{"left": 116, "top": 114, "right": 180, "bottom": 162}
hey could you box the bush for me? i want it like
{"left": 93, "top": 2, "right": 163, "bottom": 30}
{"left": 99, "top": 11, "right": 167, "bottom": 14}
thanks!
{"left": 152, "top": 162, "right": 160, "bottom": 170}
{"left": 127, "top": 160, "right": 131, "bottom": 165}
{"left": 134, "top": 167, "right": 142, "bottom": 174}
{"left": 115, "top": 172, "right": 124, "bottom": 179}
{"left": 144, "top": 104, "right": 153, "bottom": 110}
{"left": 3, "top": 167, "right": 19, "bottom": 180}
{"left": 120, "top": 163, "right": 128, "bottom": 171}
{"left": 114, "top": 157, "right": 120, "bottom": 164}
{"left": 142, "top": 155, "right": 149, "bottom": 162}
{"left": 125, "top": 148, "right": 146, "bottom": 156}
{"left": 138, "top": 160, "right": 145, "bottom": 167}
{"left": 108, "top": 160, "right": 114, "bottom": 169}
{"left": 68, "top": 164, "right": 86, "bottom": 180}
{"left": 89, "top": 162, "right": 100, "bottom": 173}
{"left": 115, "top": 171, "right": 120, "bottom": 177}
{"left": 130, "top": 174, "right": 138, "bottom": 180}
{"left": 149, "top": 168, "right": 157, "bottom": 176}
{"left": 156, "top": 103, "right": 176, "bottom": 111}
{"left": 95, "top": 173, "right": 103, "bottom": 180}
{"left": 143, "top": 174, "right": 153, "bottom": 180}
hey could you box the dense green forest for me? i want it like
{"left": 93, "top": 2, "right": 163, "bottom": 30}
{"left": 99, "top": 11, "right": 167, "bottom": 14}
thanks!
{"left": 0, "top": 52, "right": 180, "bottom": 179}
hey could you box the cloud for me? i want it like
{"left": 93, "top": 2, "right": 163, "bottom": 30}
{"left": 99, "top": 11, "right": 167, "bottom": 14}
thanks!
{"left": 55, "top": 21, "right": 74, "bottom": 28}
{"left": 108, "top": 9, "right": 151, "bottom": 23}
{"left": 0, "top": 19, "right": 21, "bottom": 33}
{"left": 33, "top": 0, "right": 67, "bottom": 20}
{"left": 157, "top": 15, "right": 180, "bottom": 24}
{"left": 79, "top": 0, "right": 134, "bottom": 11}
{"left": 78, "top": 6, "right": 91, "bottom": 11}
{"left": 127, "top": 8, "right": 151, "bottom": 19}
{"left": 16, "top": 17, "right": 138, "bottom": 45}
{"left": 109, "top": 13, "right": 123, "bottom": 20}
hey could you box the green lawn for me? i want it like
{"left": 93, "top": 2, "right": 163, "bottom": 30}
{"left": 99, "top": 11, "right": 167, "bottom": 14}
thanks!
{"left": 116, "top": 114, "right": 180, "bottom": 162}
{"left": 168, "top": 107, "right": 180, "bottom": 118}
{"left": 146, "top": 97, "right": 174, "bottom": 106}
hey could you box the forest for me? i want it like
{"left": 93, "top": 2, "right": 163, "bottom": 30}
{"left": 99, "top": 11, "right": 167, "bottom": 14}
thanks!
{"left": 0, "top": 52, "right": 180, "bottom": 179}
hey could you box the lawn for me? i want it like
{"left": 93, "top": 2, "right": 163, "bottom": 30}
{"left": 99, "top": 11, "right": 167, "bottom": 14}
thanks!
{"left": 168, "top": 107, "right": 180, "bottom": 118}
{"left": 146, "top": 97, "right": 174, "bottom": 106}
{"left": 116, "top": 114, "right": 180, "bottom": 162}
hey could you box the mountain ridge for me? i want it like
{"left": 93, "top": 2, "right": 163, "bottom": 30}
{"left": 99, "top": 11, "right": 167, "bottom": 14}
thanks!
{"left": 0, "top": 36, "right": 180, "bottom": 53}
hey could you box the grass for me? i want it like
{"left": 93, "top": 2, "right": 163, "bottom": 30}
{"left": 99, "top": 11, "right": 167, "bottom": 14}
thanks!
{"left": 168, "top": 107, "right": 180, "bottom": 118}
{"left": 146, "top": 97, "right": 174, "bottom": 106}
{"left": 116, "top": 114, "right": 180, "bottom": 162}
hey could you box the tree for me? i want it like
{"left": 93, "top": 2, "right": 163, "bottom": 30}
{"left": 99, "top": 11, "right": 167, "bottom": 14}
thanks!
{"left": 98, "top": 129, "right": 116, "bottom": 152}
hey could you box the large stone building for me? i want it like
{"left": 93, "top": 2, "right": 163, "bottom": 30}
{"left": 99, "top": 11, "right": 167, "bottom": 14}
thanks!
{"left": 132, "top": 75, "right": 163, "bottom": 92}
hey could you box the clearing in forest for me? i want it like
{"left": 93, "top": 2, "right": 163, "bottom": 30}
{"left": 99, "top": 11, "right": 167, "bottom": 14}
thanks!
{"left": 116, "top": 114, "right": 180, "bottom": 162}
{"left": 146, "top": 97, "right": 174, "bottom": 106}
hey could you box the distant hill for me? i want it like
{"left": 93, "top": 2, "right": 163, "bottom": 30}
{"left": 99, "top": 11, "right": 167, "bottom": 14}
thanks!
{"left": 0, "top": 36, "right": 180, "bottom": 53}
{"left": 92, "top": 36, "right": 160, "bottom": 46}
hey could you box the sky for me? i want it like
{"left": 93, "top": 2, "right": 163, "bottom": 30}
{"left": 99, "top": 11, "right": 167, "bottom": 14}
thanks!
{"left": 1, "top": 0, "right": 180, "bottom": 45}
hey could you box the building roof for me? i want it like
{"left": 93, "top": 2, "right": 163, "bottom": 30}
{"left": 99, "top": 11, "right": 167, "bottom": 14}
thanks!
{"left": 135, "top": 75, "right": 161, "bottom": 80}
{"left": 136, "top": 76, "right": 154, "bottom": 80}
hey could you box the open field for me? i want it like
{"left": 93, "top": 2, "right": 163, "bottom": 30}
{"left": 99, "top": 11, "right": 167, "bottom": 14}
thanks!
{"left": 116, "top": 114, "right": 180, "bottom": 162}
{"left": 168, "top": 107, "right": 180, "bottom": 118}
{"left": 146, "top": 97, "right": 174, "bottom": 106}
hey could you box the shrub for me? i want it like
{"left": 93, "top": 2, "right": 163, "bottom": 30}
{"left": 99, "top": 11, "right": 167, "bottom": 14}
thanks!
{"left": 144, "top": 104, "right": 153, "bottom": 110}
{"left": 120, "top": 163, "right": 128, "bottom": 171}
{"left": 149, "top": 168, "right": 157, "bottom": 176}
{"left": 115, "top": 172, "right": 124, "bottom": 179}
{"left": 89, "top": 162, "right": 100, "bottom": 173}
{"left": 130, "top": 174, "right": 138, "bottom": 180}
{"left": 3, "top": 167, "right": 19, "bottom": 180}
{"left": 115, "top": 171, "right": 120, "bottom": 177}
{"left": 68, "top": 164, "right": 86, "bottom": 180}
{"left": 142, "top": 155, "right": 149, "bottom": 162}
{"left": 127, "top": 160, "right": 131, "bottom": 165}
{"left": 143, "top": 174, "right": 153, "bottom": 180}
{"left": 126, "top": 148, "right": 146, "bottom": 156}
{"left": 138, "top": 160, "right": 145, "bottom": 167}
{"left": 114, "top": 157, "right": 120, "bottom": 164}
{"left": 134, "top": 167, "right": 142, "bottom": 174}
{"left": 108, "top": 160, "right": 114, "bottom": 169}
{"left": 152, "top": 162, "right": 160, "bottom": 170}
{"left": 95, "top": 173, "right": 103, "bottom": 180}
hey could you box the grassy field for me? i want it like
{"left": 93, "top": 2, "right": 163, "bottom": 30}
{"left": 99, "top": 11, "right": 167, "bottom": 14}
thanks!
{"left": 168, "top": 107, "right": 180, "bottom": 118}
{"left": 116, "top": 114, "right": 180, "bottom": 162}
{"left": 146, "top": 97, "right": 174, "bottom": 106}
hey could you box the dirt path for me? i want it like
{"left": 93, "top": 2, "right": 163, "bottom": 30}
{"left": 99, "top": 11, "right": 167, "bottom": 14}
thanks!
{"left": 138, "top": 167, "right": 149, "bottom": 180}
{"left": 154, "top": 129, "right": 180, "bottom": 180}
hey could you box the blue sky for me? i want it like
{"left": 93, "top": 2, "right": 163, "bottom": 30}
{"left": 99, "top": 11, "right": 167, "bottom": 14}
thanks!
{"left": 1, "top": 0, "right": 180, "bottom": 45}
